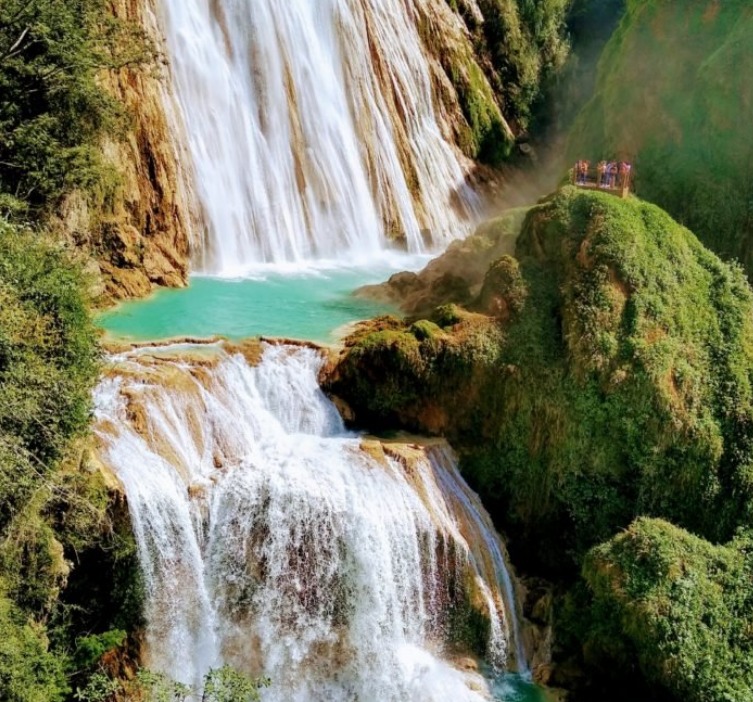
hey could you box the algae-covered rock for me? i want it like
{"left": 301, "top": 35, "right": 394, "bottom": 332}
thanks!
{"left": 326, "top": 187, "right": 753, "bottom": 569}
{"left": 478, "top": 255, "right": 527, "bottom": 318}
{"left": 580, "top": 518, "right": 753, "bottom": 702}
{"left": 569, "top": 0, "right": 753, "bottom": 276}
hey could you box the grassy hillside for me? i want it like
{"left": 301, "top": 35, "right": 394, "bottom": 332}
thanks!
{"left": 568, "top": 0, "right": 753, "bottom": 275}
{"left": 327, "top": 187, "right": 753, "bottom": 567}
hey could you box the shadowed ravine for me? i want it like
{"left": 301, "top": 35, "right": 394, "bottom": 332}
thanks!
{"left": 93, "top": 343, "right": 529, "bottom": 700}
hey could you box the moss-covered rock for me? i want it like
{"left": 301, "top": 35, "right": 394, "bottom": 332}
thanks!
{"left": 326, "top": 187, "right": 753, "bottom": 571}
{"left": 416, "top": 0, "right": 571, "bottom": 166}
{"left": 355, "top": 207, "right": 528, "bottom": 317}
{"left": 478, "top": 255, "right": 527, "bottom": 318}
{"left": 579, "top": 518, "right": 753, "bottom": 702}
{"left": 569, "top": 0, "right": 753, "bottom": 276}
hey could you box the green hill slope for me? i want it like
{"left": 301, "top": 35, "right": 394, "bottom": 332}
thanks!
{"left": 326, "top": 187, "right": 753, "bottom": 568}
{"left": 568, "top": 0, "right": 753, "bottom": 275}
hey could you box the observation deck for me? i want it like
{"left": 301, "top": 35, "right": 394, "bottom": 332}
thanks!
{"left": 571, "top": 161, "right": 632, "bottom": 199}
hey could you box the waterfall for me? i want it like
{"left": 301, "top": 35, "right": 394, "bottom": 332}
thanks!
{"left": 94, "top": 343, "right": 527, "bottom": 700}
{"left": 158, "top": 0, "right": 479, "bottom": 274}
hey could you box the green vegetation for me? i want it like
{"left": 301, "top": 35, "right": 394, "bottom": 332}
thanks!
{"left": 0, "top": 2, "right": 158, "bottom": 693}
{"left": 0, "top": 0, "right": 150, "bottom": 218}
{"left": 0, "top": 221, "right": 143, "bottom": 700}
{"left": 435, "top": 0, "right": 570, "bottom": 164}
{"left": 331, "top": 187, "right": 753, "bottom": 562}
{"left": 75, "top": 666, "right": 270, "bottom": 702}
{"left": 448, "top": 52, "right": 514, "bottom": 165}
{"left": 0, "top": 589, "right": 67, "bottom": 702}
{"left": 327, "top": 187, "right": 753, "bottom": 699}
{"left": 569, "top": 0, "right": 753, "bottom": 276}
{"left": 463, "top": 0, "right": 571, "bottom": 126}
{"left": 580, "top": 518, "right": 753, "bottom": 702}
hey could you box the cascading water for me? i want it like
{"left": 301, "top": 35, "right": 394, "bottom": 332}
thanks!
{"left": 158, "top": 0, "right": 479, "bottom": 273}
{"left": 94, "top": 343, "right": 527, "bottom": 700}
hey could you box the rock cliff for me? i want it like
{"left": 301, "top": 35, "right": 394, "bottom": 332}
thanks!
{"left": 51, "top": 0, "right": 198, "bottom": 301}
{"left": 324, "top": 187, "right": 753, "bottom": 570}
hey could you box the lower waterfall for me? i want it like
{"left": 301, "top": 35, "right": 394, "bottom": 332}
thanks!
{"left": 94, "top": 343, "right": 527, "bottom": 700}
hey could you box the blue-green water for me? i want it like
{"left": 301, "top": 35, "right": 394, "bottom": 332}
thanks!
{"left": 494, "top": 674, "right": 552, "bottom": 701}
{"left": 99, "top": 264, "right": 411, "bottom": 344}
{"left": 99, "top": 261, "right": 553, "bottom": 701}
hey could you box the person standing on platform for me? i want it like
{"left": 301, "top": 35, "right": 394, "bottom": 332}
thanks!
{"left": 597, "top": 161, "right": 607, "bottom": 188}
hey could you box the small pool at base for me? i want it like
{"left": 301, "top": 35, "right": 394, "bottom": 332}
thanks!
{"left": 98, "top": 261, "right": 417, "bottom": 344}
{"left": 494, "top": 673, "right": 552, "bottom": 701}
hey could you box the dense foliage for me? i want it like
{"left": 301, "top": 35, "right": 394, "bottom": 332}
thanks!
{"left": 76, "top": 666, "right": 270, "bottom": 702}
{"left": 0, "top": 221, "right": 142, "bottom": 700}
{"left": 580, "top": 518, "right": 753, "bottom": 702}
{"left": 327, "top": 188, "right": 753, "bottom": 699}
{"left": 0, "top": 0, "right": 149, "bottom": 217}
{"left": 436, "top": 0, "right": 571, "bottom": 163}
{"left": 568, "top": 0, "right": 753, "bottom": 276}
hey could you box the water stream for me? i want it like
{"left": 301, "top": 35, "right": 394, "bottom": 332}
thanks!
{"left": 158, "top": 0, "right": 478, "bottom": 273}
{"left": 95, "top": 2, "right": 555, "bottom": 698}
{"left": 94, "top": 344, "right": 535, "bottom": 700}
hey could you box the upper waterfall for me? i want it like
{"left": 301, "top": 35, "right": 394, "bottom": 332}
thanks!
{"left": 159, "top": 0, "right": 479, "bottom": 274}
{"left": 94, "top": 342, "right": 527, "bottom": 700}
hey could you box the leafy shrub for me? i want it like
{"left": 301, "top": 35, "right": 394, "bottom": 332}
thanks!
{"left": 0, "top": 220, "right": 101, "bottom": 697}
{"left": 0, "top": 0, "right": 151, "bottom": 213}
{"left": 0, "top": 588, "right": 67, "bottom": 702}
{"left": 73, "top": 631, "right": 127, "bottom": 671}
{"left": 74, "top": 667, "right": 269, "bottom": 702}
{"left": 581, "top": 518, "right": 753, "bottom": 702}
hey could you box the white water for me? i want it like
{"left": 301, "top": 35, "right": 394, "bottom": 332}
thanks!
{"left": 158, "top": 0, "right": 478, "bottom": 274}
{"left": 94, "top": 344, "right": 527, "bottom": 700}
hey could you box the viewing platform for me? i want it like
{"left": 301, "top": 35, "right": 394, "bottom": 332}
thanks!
{"left": 571, "top": 160, "right": 632, "bottom": 199}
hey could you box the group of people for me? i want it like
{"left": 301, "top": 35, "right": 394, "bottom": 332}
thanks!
{"left": 574, "top": 160, "right": 632, "bottom": 189}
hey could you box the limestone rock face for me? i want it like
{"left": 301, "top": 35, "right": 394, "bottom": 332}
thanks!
{"left": 54, "top": 0, "right": 569, "bottom": 300}
{"left": 51, "top": 0, "right": 198, "bottom": 301}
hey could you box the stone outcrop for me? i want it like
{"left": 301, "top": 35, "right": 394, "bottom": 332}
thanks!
{"left": 355, "top": 208, "right": 527, "bottom": 317}
{"left": 324, "top": 187, "right": 753, "bottom": 567}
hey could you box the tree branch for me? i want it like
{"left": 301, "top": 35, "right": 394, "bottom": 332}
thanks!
{"left": 0, "top": 25, "right": 30, "bottom": 64}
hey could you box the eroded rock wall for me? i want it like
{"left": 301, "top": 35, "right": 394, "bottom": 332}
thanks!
{"left": 52, "top": 0, "right": 198, "bottom": 301}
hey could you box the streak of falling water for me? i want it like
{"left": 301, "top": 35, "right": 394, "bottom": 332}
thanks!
{"left": 157, "top": 0, "right": 479, "bottom": 274}
{"left": 94, "top": 344, "right": 526, "bottom": 700}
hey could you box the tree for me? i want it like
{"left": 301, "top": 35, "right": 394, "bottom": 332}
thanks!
{"left": 74, "top": 666, "right": 270, "bottom": 702}
{"left": 202, "top": 666, "right": 270, "bottom": 702}
{"left": 0, "top": 0, "right": 153, "bottom": 212}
